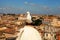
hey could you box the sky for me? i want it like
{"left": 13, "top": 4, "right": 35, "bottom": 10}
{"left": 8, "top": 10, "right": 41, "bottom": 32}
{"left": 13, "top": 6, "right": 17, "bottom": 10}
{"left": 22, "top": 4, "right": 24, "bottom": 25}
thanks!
{"left": 0, "top": 0, "right": 60, "bottom": 14}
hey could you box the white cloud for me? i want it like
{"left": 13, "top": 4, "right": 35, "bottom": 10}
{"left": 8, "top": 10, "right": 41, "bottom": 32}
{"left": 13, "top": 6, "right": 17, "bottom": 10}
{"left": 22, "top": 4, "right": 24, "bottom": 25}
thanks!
{"left": 30, "top": 3, "right": 36, "bottom": 6}
{"left": 0, "top": 8, "right": 7, "bottom": 10}
{"left": 24, "top": 2, "right": 28, "bottom": 4}
{"left": 0, "top": 8, "right": 3, "bottom": 9}
{"left": 24, "top": 1, "right": 36, "bottom": 6}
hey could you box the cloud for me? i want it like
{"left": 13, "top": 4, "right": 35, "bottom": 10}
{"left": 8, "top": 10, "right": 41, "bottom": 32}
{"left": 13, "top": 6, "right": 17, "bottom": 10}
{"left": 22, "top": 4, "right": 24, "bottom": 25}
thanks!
{"left": 0, "top": 7, "right": 24, "bottom": 13}
{"left": 42, "top": 6, "right": 52, "bottom": 11}
{"left": 24, "top": 2, "right": 51, "bottom": 12}
{"left": 0, "top": 8, "right": 6, "bottom": 10}
{"left": 24, "top": 2, "right": 55, "bottom": 14}
{"left": 0, "top": 7, "right": 23, "bottom": 10}
{"left": 29, "top": 3, "right": 36, "bottom": 6}
{"left": 24, "top": 2, "right": 28, "bottom": 4}
{"left": 0, "top": 8, "right": 3, "bottom": 9}
{"left": 24, "top": 1, "right": 37, "bottom": 6}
